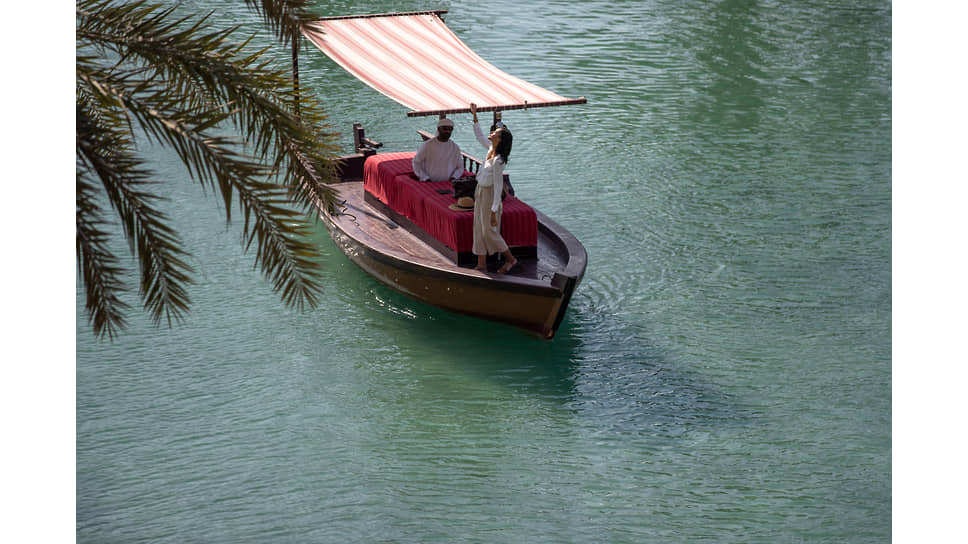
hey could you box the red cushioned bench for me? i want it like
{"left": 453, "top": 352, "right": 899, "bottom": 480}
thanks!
{"left": 363, "top": 152, "right": 538, "bottom": 265}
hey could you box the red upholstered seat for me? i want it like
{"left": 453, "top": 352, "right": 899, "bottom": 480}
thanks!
{"left": 363, "top": 152, "right": 538, "bottom": 255}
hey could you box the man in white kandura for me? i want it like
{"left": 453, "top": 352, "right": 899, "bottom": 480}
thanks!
{"left": 412, "top": 117, "right": 465, "bottom": 182}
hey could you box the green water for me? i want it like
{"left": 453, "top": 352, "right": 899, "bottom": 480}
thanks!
{"left": 76, "top": 1, "right": 891, "bottom": 542}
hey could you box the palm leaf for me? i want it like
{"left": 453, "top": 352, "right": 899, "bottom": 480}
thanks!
{"left": 76, "top": 0, "right": 339, "bottom": 339}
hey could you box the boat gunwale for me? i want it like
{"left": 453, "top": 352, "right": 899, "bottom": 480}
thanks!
{"left": 533, "top": 207, "right": 587, "bottom": 284}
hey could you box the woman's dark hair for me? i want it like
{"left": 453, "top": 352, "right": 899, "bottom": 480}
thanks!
{"left": 493, "top": 127, "right": 512, "bottom": 164}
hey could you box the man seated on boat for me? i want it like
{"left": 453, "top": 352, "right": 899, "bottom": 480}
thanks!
{"left": 412, "top": 117, "right": 464, "bottom": 182}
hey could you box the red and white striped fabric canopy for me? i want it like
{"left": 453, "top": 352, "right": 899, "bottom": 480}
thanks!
{"left": 302, "top": 11, "right": 585, "bottom": 117}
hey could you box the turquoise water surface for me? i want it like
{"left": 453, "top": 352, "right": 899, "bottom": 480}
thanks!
{"left": 76, "top": 1, "right": 891, "bottom": 542}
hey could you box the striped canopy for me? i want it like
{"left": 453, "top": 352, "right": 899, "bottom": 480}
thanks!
{"left": 302, "top": 11, "right": 585, "bottom": 117}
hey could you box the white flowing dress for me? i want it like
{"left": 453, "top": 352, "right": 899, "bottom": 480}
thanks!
{"left": 471, "top": 121, "right": 509, "bottom": 256}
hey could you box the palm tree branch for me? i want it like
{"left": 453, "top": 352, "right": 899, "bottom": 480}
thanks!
{"left": 78, "top": 63, "right": 324, "bottom": 311}
{"left": 76, "top": 169, "right": 131, "bottom": 340}
{"left": 242, "top": 0, "right": 319, "bottom": 47}
{"left": 76, "top": 1, "right": 340, "bottom": 338}
{"left": 78, "top": 0, "right": 338, "bottom": 211}
{"left": 76, "top": 95, "right": 195, "bottom": 328}
{"left": 235, "top": 183, "right": 322, "bottom": 310}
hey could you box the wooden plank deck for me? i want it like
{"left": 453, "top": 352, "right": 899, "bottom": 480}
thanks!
{"left": 329, "top": 181, "right": 459, "bottom": 271}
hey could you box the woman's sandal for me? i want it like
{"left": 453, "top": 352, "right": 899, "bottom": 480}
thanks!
{"left": 496, "top": 259, "right": 518, "bottom": 275}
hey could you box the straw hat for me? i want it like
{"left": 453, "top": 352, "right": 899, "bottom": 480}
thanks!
{"left": 448, "top": 196, "right": 474, "bottom": 211}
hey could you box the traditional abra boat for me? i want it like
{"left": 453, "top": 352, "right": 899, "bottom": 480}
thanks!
{"left": 298, "top": 10, "right": 587, "bottom": 339}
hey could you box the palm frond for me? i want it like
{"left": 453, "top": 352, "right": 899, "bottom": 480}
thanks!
{"left": 76, "top": 92, "right": 195, "bottom": 329}
{"left": 242, "top": 0, "right": 318, "bottom": 46}
{"left": 76, "top": 173, "right": 131, "bottom": 340}
{"left": 76, "top": 0, "right": 340, "bottom": 339}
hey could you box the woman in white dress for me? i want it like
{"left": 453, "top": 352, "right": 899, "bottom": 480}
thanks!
{"left": 469, "top": 103, "right": 519, "bottom": 274}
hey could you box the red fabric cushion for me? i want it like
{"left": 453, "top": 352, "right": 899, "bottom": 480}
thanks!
{"left": 363, "top": 152, "right": 537, "bottom": 253}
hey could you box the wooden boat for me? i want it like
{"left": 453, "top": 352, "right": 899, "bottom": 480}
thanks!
{"left": 299, "top": 11, "right": 588, "bottom": 339}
